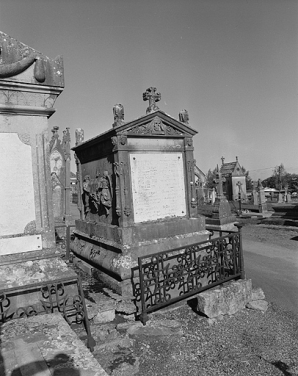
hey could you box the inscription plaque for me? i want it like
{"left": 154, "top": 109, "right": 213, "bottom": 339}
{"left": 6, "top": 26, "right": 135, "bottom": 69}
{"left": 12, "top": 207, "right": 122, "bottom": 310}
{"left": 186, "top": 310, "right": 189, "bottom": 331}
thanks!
{"left": 0, "top": 133, "right": 36, "bottom": 236}
{"left": 130, "top": 153, "right": 186, "bottom": 223}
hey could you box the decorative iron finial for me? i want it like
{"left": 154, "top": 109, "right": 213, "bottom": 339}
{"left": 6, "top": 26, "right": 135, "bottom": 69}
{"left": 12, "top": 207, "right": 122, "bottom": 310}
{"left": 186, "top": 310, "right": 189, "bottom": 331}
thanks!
{"left": 236, "top": 156, "right": 238, "bottom": 162}
{"left": 113, "top": 103, "right": 125, "bottom": 128}
{"left": 179, "top": 109, "right": 189, "bottom": 124}
{"left": 143, "top": 87, "right": 161, "bottom": 114}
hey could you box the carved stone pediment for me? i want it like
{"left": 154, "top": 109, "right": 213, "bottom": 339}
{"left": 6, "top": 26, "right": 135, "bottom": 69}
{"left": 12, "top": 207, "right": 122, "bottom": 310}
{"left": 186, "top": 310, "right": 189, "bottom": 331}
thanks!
{"left": 127, "top": 116, "right": 183, "bottom": 136}
{"left": 0, "top": 31, "right": 64, "bottom": 87}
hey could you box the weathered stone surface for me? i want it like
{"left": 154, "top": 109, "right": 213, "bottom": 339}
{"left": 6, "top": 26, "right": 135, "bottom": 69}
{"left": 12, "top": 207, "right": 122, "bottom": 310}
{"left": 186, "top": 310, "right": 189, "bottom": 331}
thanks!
{"left": 92, "top": 323, "right": 119, "bottom": 341}
{"left": 94, "top": 309, "right": 115, "bottom": 324}
{"left": 196, "top": 279, "right": 252, "bottom": 318}
{"left": 85, "top": 300, "right": 99, "bottom": 320}
{"left": 127, "top": 319, "right": 182, "bottom": 337}
{"left": 116, "top": 321, "right": 139, "bottom": 331}
{"left": 103, "top": 287, "right": 123, "bottom": 301}
{"left": 116, "top": 299, "right": 137, "bottom": 314}
{"left": 95, "top": 292, "right": 117, "bottom": 311}
{"left": 251, "top": 287, "right": 266, "bottom": 301}
{"left": 0, "top": 313, "right": 107, "bottom": 376}
{"left": 111, "top": 360, "right": 139, "bottom": 376}
{"left": 246, "top": 300, "right": 269, "bottom": 312}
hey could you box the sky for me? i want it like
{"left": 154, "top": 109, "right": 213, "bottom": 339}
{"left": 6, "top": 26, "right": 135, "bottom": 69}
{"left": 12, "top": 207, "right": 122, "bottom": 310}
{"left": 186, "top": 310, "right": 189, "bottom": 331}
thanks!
{"left": 1, "top": 0, "right": 297, "bottom": 181}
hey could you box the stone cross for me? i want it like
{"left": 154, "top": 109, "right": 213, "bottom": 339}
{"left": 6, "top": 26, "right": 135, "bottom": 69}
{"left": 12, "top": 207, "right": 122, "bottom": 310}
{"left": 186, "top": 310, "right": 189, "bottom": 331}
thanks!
{"left": 236, "top": 181, "right": 243, "bottom": 198}
{"left": 213, "top": 166, "right": 226, "bottom": 197}
{"left": 143, "top": 87, "right": 161, "bottom": 114}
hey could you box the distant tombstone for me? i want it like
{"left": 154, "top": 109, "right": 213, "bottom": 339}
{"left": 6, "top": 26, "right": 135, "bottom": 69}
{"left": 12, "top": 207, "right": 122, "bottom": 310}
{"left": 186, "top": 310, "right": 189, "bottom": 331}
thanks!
{"left": 72, "top": 90, "right": 209, "bottom": 295}
{"left": 0, "top": 31, "right": 64, "bottom": 261}
{"left": 205, "top": 166, "right": 237, "bottom": 230}
{"left": 251, "top": 181, "right": 259, "bottom": 205}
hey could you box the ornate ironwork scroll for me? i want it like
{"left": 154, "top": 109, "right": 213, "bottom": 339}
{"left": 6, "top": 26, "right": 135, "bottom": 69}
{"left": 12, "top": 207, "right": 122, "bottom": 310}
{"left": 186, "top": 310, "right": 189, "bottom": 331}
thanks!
{"left": 136, "top": 226, "right": 244, "bottom": 324}
{"left": 0, "top": 275, "right": 96, "bottom": 351}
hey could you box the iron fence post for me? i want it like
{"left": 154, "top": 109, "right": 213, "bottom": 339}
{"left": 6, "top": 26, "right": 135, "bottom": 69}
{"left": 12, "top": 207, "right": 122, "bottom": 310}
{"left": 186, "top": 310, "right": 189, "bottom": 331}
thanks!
{"left": 235, "top": 223, "right": 245, "bottom": 279}
{"left": 65, "top": 225, "right": 70, "bottom": 261}
{"left": 138, "top": 257, "right": 148, "bottom": 325}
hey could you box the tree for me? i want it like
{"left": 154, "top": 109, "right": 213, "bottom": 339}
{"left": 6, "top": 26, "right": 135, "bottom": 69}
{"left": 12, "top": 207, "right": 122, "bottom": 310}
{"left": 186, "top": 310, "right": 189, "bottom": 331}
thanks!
{"left": 262, "top": 164, "right": 298, "bottom": 191}
{"left": 205, "top": 168, "right": 217, "bottom": 189}
{"left": 272, "top": 164, "right": 287, "bottom": 190}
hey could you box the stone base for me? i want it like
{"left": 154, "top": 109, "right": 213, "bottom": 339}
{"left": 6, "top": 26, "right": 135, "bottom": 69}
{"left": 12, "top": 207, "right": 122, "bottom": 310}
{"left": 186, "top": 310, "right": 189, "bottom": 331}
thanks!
{"left": 206, "top": 222, "right": 239, "bottom": 233}
{"left": 0, "top": 247, "right": 60, "bottom": 266}
{"left": 205, "top": 216, "right": 237, "bottom": 226}
{"left": 0, "top": 257, "right": 78, "bottom": 318}
{"left": 195, "top": 279, "right": 252, "bottom": 318}
{"left": 71, "top": 229, "right": 210, "bottom": 282}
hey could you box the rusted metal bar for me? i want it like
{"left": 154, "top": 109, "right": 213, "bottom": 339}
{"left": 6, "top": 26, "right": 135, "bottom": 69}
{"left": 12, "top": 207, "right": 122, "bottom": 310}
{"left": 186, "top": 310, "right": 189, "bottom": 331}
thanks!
{"left": 235, "top": 223, "right": 245, "bottom": 279}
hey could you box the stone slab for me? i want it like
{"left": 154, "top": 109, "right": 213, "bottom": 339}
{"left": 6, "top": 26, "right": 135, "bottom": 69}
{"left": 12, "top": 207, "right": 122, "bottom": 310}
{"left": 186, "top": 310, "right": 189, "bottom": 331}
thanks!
{"left": 0, "top": 257, "right": 75, "bottom": 290}
{"left": 0, "top": 234, "right": 42, "bottom": 256}
{"left": 0, "top": 132, "right": 35, "bottom": 237}
{"left": 0, "top": 313, "right": 108, "bottom": 376}
{"left": 206, "top": 222, "right": 239, "bottom": 233}
{"left": 196, "top": 279, "right": 253, "bottom": 318}
{"left": 130, "top": 152, "right": 186, "bottom": 222}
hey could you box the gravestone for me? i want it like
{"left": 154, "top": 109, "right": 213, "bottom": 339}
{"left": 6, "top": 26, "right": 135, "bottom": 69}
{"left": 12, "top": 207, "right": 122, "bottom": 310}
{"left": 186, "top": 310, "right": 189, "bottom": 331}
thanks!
{"left": 251, "top": 181, "right": 259, "bottom": 205}
{"left": 256, "top": 179, "right": 267, "bottom": 212}
{"left": 205, "top": 166, "right": 237, "bottom": 231}
{"left": 0, "top": 32, "right": 77, "bottom": 314}
{"left": 72, "top": 88, "right": 209, "bottom": 295}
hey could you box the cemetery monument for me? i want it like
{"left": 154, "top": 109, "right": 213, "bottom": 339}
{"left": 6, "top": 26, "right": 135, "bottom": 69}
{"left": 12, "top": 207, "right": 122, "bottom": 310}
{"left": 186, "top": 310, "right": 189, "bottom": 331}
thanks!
{"left": 72, "top": 87, "right": 210, "bottom": 296}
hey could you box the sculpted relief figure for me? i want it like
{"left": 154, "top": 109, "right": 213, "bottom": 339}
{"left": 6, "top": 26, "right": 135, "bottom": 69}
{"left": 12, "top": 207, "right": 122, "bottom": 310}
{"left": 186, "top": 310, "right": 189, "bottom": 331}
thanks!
{"left": 82, "top": 171, "right": 113, "bottom": 219}
{"left": 97, "top": 171, "right": 112, "bottom": 215}
{"left": 82, "top": 175, "right": 91, "bottom": 219}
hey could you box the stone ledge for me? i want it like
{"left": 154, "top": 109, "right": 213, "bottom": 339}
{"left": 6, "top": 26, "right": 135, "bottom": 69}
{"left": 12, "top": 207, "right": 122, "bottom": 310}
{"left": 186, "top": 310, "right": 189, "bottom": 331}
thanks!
{"left": 0, "top": 313, "right": 108, "bottom": 376}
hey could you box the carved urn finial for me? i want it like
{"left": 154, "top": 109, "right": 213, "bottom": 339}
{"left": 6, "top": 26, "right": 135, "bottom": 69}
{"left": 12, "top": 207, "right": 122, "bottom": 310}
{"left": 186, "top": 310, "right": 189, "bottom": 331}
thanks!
{"left": 51, "top": 126, "right": 59, "bottom": 138}
{"left": 75, "top": 128, "right": 84, "bottom": 146}
{"left": 113, "top": 103, "right": 125, "bottom": 128}
{"left": 143, "top": 87, "right": 161, "bottom": 114}
{"left": 179, "top": 109, "right": 189, "bottom": 124}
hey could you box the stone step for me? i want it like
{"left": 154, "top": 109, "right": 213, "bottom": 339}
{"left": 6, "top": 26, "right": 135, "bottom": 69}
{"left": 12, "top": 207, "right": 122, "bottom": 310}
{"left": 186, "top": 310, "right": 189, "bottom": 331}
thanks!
{"left": 0, "top": 313, "right": 108, "bottom": 376}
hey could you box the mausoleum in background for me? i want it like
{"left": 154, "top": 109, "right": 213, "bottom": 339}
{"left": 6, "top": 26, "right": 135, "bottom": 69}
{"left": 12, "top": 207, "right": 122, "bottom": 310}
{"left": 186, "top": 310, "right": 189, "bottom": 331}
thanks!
{"left": 220, "top": 156, "right": 247, "bottom": 201}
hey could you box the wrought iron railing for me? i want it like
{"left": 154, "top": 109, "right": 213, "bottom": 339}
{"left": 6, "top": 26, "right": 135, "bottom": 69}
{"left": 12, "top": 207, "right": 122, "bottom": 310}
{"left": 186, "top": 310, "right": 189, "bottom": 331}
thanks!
{"left": 136, "top": 224, "right": 244, "bottom": 324}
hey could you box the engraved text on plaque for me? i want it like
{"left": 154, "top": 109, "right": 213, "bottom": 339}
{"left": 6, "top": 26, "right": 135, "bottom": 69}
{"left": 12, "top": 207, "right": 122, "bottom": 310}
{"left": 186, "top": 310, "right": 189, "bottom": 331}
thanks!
{"left": 130, "top": 153, "right": 186, "bottom": 223}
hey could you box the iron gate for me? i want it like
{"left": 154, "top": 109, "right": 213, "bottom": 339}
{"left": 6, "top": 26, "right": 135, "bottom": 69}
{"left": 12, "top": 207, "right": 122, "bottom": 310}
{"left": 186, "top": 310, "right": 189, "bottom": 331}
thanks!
{"left": 137, "top": 224, "right": 244, "bottom": 324}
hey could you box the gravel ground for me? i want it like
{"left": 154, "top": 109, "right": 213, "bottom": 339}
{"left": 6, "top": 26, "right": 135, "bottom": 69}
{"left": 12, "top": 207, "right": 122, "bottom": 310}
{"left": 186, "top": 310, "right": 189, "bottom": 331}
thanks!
{"left": 70, "top": 222, "right": 298, "bottom": 376}
{"left": 133, "top": 302, "right": 298, "bottom": 376}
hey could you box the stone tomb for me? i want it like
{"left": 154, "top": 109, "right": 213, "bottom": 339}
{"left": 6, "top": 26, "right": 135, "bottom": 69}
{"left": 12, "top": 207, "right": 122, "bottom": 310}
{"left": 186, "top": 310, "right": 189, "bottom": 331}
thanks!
{"left": 0, "top": 32, "right": 81, "bottom": 318}
{"left": 0, "top": 31, "right": 64, "bottom": 260}
{"left": 72, "top": 88, "right": 209, "bottom": 295}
